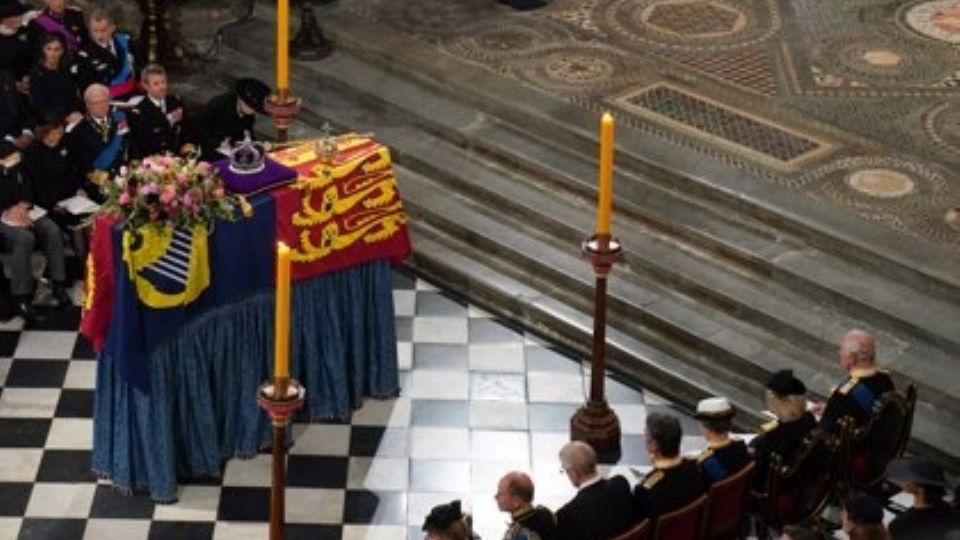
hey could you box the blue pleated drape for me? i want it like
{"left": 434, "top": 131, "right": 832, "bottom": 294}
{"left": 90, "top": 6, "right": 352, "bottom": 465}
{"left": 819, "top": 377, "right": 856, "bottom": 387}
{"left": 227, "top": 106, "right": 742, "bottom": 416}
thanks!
{"left": 92, "top": 259, "right": 400, "bottom": 502}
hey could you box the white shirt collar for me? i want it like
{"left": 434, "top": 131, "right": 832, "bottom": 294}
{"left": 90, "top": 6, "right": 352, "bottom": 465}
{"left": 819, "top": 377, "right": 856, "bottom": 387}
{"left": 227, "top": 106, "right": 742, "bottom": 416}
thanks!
{"left": 578, "top": 473, "right": 602, "bottom": 491}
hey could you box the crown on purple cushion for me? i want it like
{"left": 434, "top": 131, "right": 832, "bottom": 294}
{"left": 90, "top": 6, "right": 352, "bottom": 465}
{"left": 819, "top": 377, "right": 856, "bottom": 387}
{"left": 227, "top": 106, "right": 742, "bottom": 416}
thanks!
{"left": 228, "top": 132, "right": 266, "bottom": 175}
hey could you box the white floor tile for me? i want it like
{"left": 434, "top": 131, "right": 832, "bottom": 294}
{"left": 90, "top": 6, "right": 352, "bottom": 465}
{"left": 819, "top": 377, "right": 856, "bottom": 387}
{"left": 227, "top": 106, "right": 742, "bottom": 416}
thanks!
{"left": 527, "top": 372, "right": 586, "bottom": 403}
{"left": 24, "top": 483, "right": 95, "bottom": 517}
{"left": 351, "top": 397, "right": 412, "bottom": 428}
{"left": 152, "top": 486, "right": 221, "bottom": 521}
{"left": 408, "top": 370, "right": 469, "bottom": 400}
{"left": 212, "top": 522, "right": 269, "bottom": 540}
{"left": 44, "top": 418, "right": 93, "bottom": 449}
{"left": 83, "top": 519, "right": 150, "bottom": 540}
{"left": 0, "top": 449, "right": 42, "bottom": 482}
{"left": 393, "top": 290, "right": 416, "bottom": 317}
{"left": 13, "top": 331, "right": 77, "bottom": 359}
{"left": 0, "top": 388, "right": 60, "bottom": 418}
{"left": 469, "top": 401, "right": 528, "bottom": 430}
{"left": 471, "top": 431, "right": 530, "bottom": 463}
{"left": 290, "top": 424, "right": 351, "bottom": 456}
{"left": 468, "top": 343, "right": 525, "bottom": 373}
{"left": 62, "top": 361, "right": 97, "bottom": 390}
{"left": 222, "top": 454, "right": 272, "bottom": 487}
{"left": 286, "top": 488, "right": 345, "bottom": 523}
{"left": 410, "top": 427, "right": 469, "bottom": 460}
{"left": 347, "top": 457, "right": 410, "bottom": 491}
{"left": 342, "top": 525, "right": 409, "bottom": 540}
{"left": 0, "top": 518, "right": 20, "bottom": 540}
{"left": 412, "top": 317, "right": 468, "bottom": 344}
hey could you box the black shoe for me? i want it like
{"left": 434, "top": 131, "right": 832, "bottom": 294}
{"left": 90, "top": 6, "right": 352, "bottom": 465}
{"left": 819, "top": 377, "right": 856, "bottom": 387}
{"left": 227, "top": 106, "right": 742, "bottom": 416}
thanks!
{"left": 15, "top": 300, "right": 35, "bottom": 324}
{"left": 52, "top": 284, "right": 72, "bottom": 308}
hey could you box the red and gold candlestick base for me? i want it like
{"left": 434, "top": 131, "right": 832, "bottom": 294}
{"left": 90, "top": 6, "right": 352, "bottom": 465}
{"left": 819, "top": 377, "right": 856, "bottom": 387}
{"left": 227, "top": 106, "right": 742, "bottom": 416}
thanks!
{"left": 257, "top": 378, "right": 305, "bottom": 540}
{"left": 264, "top": 91, "right": 303, "bottom": 144}
{"left": 570, "top": 234, "right": 623, "bottom": 460}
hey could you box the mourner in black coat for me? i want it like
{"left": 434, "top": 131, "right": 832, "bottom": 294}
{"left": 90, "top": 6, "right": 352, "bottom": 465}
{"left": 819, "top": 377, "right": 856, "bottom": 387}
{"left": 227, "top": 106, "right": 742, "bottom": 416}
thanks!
{"left": 75, "top": 8, "right": 137, "bottom": 100}
{"left": 749, "top": 370, "right": 818, "bottom": 493}
{"left": 128, "top": 64, "right": 190, "bottom": 159}
{"left": 556, "top": 441, "right": 636, "bottom": 540}
{"left": 0, "top": 69, "right": 34, "bottom": 146}
{"left": 197, "top": 77, "right": 269, "bottom": 160}
{"left": 29, "top": 33, "right": 83, "bottom": 121}
{"left": 0, "top": 1, "right": 33, "bottom": 81}
{"left": 28, "top": 1, "right": 88, "bottom": 54}
{"left": 22, "top": 121, "right": 83, "bottom": 230}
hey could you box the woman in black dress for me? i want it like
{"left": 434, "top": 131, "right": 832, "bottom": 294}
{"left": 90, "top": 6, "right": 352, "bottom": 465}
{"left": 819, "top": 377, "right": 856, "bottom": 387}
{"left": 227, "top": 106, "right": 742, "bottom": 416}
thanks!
{"left": 29, "top": 33, "right": 82, "bottom": 124}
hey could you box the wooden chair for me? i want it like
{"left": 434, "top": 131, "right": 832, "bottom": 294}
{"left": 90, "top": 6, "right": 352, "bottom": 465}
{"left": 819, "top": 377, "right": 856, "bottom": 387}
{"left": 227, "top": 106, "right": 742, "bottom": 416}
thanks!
{"left": 702, "top": 461, "right": 755, "bottom": 540}
{"left": 655, "top": 495, "right": 708, "bottom": 540}
{"left": 754, "top": 429, "right": 837, "bottom": 534}
{"left": 608, "top": 519, "right": 651, "bottom": 540}
{"left": 836, "top": 385, "right": 916, "bottom": 498}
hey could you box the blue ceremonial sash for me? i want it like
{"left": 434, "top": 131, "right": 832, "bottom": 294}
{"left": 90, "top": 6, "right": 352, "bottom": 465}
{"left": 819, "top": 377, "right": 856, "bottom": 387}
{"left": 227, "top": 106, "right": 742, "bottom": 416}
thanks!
{"left": 850, "top": 383, "right": 878, "bottom": 413}
{"left": 703, "top": 455, "right": 728, "bottom": 482}
{"left": 110, "top": 33, "right": 133, "bottom": 86}
{"left": 91, "top": 111, "right": 126, "bottom": 171}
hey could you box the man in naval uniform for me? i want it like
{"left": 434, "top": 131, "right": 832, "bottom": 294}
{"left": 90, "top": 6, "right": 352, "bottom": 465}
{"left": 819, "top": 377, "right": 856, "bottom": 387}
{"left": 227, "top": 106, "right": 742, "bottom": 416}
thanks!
{"left": 29, "top": 0, "right": 88, "bottom": 54}
{"left": 693, "top": 397, "right": 750, "bottom": 487}
{"left": 67, "top": 83, "right": 128, "bottom": 201}
{"left": 816, "top": 329, "right": 895, "bottom": 433}
{"left": 76, "top": 7, "right": 137, "bottom": 100}
{"left": 634, "top": 413, "right": 705, "bottom": 523}
{"left": 748, "top": 369, "right": 817, "bottom": 493}
{"left": 128, "top": 63, "right": 191, "bottom": 159}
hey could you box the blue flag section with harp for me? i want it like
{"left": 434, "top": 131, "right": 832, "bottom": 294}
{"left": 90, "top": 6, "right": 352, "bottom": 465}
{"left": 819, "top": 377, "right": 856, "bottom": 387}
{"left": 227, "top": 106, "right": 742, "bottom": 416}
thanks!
{"left": 106, "top": 194, "right": 277, "bottom": 387}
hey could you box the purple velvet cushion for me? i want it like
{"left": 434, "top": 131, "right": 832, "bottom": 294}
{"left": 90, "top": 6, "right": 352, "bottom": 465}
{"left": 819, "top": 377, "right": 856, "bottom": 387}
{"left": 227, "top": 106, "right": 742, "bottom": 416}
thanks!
{"left": 211, "top": 157, "right": 298, "bottom": 195}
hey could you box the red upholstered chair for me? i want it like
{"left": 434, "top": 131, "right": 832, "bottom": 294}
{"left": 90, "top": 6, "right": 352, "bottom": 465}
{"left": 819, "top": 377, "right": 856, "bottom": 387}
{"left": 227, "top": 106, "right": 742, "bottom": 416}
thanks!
{"left": 836, "top": 385, "right": 916, "bottom": 498}
{"left": 608, "top": 519, "right": 651, "bottom": 540}
{"left": 754, "top": 429, "right": 837, "bottom": 533}
{"left": 702, "top": 461, "right": 755, "bottom": 540}
{"left": 654, "top": 495, "right": 708, "bottom": 540}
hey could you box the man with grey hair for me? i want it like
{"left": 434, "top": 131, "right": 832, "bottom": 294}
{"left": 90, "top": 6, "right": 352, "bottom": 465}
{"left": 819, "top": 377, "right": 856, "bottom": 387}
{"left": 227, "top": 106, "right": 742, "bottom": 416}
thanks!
{"left": 555, "top": 441, "right": 635, "bottom": 540}
{"left": 67, "top": 82, "right": 128, "bottom": 199}
{"left": 634, "top": 413, "right": 705, "bottom": 523}
{"left": 76, "top": 7, "right": 137, "bottom": 100}
{"left": 817, "top": 329, "right": 895, "bottom": 433}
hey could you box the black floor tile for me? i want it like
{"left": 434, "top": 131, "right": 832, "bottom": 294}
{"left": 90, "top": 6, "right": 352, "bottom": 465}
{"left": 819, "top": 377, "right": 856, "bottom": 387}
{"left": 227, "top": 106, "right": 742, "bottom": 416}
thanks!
{"left": 24, "top": 307, "right": 82, "bottom": 332}
{"left": 412, "top": 344, "right": 467, "bottom": 370}
{"left": 286, "top": 455, "right": 349, "bottom": 488}
{"left": 410, "top": 399, "right": 469, "bottom": 427}
{"left": 216, "top": 486, "right": 270, "bottom": 521}
{"left": 0, "top": 332, "right": 19, "bottom": 357}
{"left": 35, "top": 450, "right": 95, "bottom": 483}
{"left": 391, "top": 270, "right": 416, "bottom": 290}
{"left": 4, "top": 360, "right": 68, "bottom": 388}
{"left": 147, "top": 521, "right": 215, "bottom": 540}
{"left": 343, "top": 490, "right": 407, "bottom": 525}
{"left": 394, "top": 317, "right": 412, "bottom": 342}
{"left": 55, "top": 390, "right": 95, "bottom": 418}
{"left": 0, "top": 419, "right": 51, "bottom": 448}
{"left": 71, "top": 337, "right": 96, "bottom": 360}
{"left": 286, "top": 523, "right": 342, "bottom": 540}
{"left": 0, "top": 482, "right": 32, "bottom": 516}
{"left": 89, "top": 484, "right": 156, "bottom": 519}
{"left": 468, "top": 318, "right": 524, "bottom": 343}
{"left": 349, "top": 426, "right": 387, "bottom": 457}
{"left": 17, "top": 518, "right": 86, "bottom": 540}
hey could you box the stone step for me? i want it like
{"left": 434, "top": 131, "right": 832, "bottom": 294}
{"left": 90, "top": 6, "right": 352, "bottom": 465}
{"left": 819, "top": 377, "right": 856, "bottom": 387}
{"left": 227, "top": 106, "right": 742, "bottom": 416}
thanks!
{"left": 207, "top": 16, "right": 960, "bottom": 463}
{"left": 226, "top": 22, "right": 960, "bottom": 356}
{"left": 319, "top": 8, "right": 960, "bottom": 306}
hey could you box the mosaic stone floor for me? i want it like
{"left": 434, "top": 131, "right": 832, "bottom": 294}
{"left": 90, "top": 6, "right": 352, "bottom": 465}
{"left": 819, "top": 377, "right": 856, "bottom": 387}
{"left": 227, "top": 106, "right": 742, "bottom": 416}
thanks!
{"left": 343, "top": 0, "right": 960, "bottom": 246}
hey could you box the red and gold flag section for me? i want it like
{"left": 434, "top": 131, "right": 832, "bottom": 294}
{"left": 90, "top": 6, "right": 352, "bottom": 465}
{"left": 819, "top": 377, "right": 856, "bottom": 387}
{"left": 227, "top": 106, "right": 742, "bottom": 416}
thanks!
{"left": 269, "top": 136, "right": 411, "bottom": 280}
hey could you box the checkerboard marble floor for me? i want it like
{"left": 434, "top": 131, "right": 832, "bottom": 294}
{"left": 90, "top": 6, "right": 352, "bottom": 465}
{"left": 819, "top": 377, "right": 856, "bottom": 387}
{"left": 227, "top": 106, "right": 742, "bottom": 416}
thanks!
{"left": 0, "top": 269, "right": 829, "bottom": 540}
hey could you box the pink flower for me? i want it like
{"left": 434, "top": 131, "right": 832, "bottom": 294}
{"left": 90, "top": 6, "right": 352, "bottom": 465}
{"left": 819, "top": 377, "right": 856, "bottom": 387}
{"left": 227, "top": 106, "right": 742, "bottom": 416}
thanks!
{"left": 158, "top": 155, "right": 173, "bottom": 166}
{"left": 197, "top": 162, "right": 211, "bottom": 173}
{"left": 213, "top": 187, "right": 225, "bottom": 198}
{"left": 160, "top": 187, "right": 176, "bottom": 204}
{"left": 118, "top": 192, "right": 131, "bottom": 205}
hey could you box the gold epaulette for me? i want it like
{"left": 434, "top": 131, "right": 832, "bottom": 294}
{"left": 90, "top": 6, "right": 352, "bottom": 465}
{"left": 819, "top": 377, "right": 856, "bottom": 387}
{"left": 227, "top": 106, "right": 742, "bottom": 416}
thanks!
{"left": 643, "top": 470, "right": 664, "bottom": 489}
{"left": 760, "top": 419, "right": 778, "bottom": 432}
{"left": 839, "top": 377, "right": 859, "bottom": 395}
